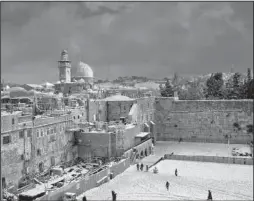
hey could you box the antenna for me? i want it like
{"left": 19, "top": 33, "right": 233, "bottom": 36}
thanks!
{"left": 107, "top": 64, "right": 110, "bottom": 81}
{"left": 231, "top": 64, "right": 234, "bottom": 73}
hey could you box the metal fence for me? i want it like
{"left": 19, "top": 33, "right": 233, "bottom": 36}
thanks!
{"left": 164, "top": 154, "right": 253, "bottom": 165}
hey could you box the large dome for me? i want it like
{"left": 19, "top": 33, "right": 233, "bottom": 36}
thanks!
{"left": 76, "top": 61, "right": 94, "bottom": 78}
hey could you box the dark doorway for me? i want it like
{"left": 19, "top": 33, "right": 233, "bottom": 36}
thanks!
{"left": 145, "top": 149, "right": 147, "bottom": 156}
{"left": 51, "top": 156, "right": 55, "bottom": 166}
{"left": 2, "top": 177, "right": 6, "bottom": 189}
{"left": 39, "top": 162, "right": 44, "bottom": 172}
{"left": 140, "top": 151, "right": 144, "bottom": 157}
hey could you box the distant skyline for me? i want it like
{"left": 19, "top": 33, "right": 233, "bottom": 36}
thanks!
{"left": 1, "top": 2, "right": 253, "bottom": 84}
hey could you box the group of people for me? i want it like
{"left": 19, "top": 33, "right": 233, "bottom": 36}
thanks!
{"left": 136, "top": 163, "right": 149, "bottom": 171}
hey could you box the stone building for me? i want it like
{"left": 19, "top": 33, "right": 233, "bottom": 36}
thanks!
{"left": 54, "top": 50, "right": 95, "bottom": 95}
{"left": 1, "top": 107, "right": 87, "bottom": 191}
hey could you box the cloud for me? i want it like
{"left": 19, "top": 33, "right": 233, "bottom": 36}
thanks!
{"left": 1, "top": 2, "right": 252, "bottom": 84}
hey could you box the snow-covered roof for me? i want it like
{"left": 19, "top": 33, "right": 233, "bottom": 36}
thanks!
{"left": 129, "top": 103, "right": 137, "bottom": 116}
{"left": 26, "top": 84, "right": 43, "bottom": 89}
{"left": 135, "top": 132, "right": 150, "bottom": 138}
{"left": 42, "top": 82, "right": 54, "bottom": 87}
{"left": 103, "top": 94, "right": 135, "bottom": 101}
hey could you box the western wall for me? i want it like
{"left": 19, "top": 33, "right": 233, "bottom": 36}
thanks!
{"left": 154, "top": 98, "right": 253, "bottom": 144}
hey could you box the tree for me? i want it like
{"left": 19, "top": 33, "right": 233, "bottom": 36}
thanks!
{"left": 178, "top": 79, "right": 205, "bottom": 100}
{"left": 160, "top": 79, "right": 174, "bottom": 97}
{"left": 247, "top": 68, "right": 252, "bottom": 83}
{"left": 226, "top": 72, "right": 242, "bottom": 99}
{"left": 205, "top": 72, "right": 224, "bottom": 99}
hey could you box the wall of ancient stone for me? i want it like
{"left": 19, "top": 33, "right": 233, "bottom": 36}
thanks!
{"left": 1, "top": 130, "right": 25, "bottom": 189}
{"left": 88, "top": 100, "right": 107, "bottom": 122}
{"left": 155, "top": 98, "right": 253, "bottom": 143}
{"left": 107, "top": 101, "right": 134, "bottom": 122}
{"left": 1, "top": 114, "right": 77, "bottom": 189}
{"left": 76, "top": 132, "right": 111, "bottom": 159}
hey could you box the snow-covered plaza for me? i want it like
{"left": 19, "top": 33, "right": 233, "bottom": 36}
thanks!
{"left": 76, "top": 142, "right": 253, "bottom": 200}
{"left": 78, "top": 159, "right": 252, "bottom": 200}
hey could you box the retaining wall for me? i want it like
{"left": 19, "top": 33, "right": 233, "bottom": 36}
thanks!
{"left": 155, "top": 99, "right": 253, "bottom": 144}
{"left": 164, "top": 154, "right": 253, "bottom": 165}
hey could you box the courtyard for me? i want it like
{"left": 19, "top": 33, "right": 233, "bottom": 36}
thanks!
{"left": 78, "top": 160, "right": 253, "bottom": 200}
{"left": 77, "top": 141, "right": 253, "bottom": 200}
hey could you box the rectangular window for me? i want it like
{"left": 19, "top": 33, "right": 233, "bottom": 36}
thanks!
{"left": 3, "top": 135, "right": 11, "bottom": 144}
{"left": 47, "top": 128, "right": 50, "bottom": 135}
{"left": 50, "top": 134, "right": 56, "bottom": 142}
{"left": 37, "top": 129, "right": 40, "bottom": 138}
{"left": 19, "top": 130, "right": 24, "bottom": 139}
{"left": 27, "top": 129, "right": 32, "bottom": 137}
{"left": 12, "top": 118, "right": 15, "bottom": 125}
{"left": 54, "top": 127, "right": 57, "bottom": 133}
{"left": 37, "top": 149, "right": 41, "bottom": 156}
{"left": 41, "top": 129, "right": 44, "bottom": 137}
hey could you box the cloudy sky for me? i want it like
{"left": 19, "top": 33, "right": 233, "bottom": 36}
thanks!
{"left": 1, "top": 2, "right": 253, "bottom": 84}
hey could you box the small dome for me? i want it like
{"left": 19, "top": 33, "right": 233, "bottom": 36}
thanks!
{"left": 8, "top": 87, "right": 30, "bottom": 98}
{"left": 8, "top": 87, "right": 27, "bottom": 93}
{"left": 76, "top": 61, "right": 94, "bottom": 78}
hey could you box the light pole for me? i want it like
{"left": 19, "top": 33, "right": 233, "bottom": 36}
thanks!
{"left": 227, "top": 133, "right": 232, "bottom": 164}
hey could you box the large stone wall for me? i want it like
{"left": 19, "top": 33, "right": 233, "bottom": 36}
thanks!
{"left": 1, "top": 131, "right": 25, "bottom": 189}
{"left": 88, "top": 100, "right": 107, "bottom": 122}
{"left": 155, "top": 98, "right": 253, "bottom": 143}
{"left": 107, "top": 101, "right": 134, "bottom": 122}
{"left": 76, "top": 132, "right": 111, "bottom": 159}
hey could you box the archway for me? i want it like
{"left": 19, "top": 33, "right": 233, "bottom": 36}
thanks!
{"left": 145, "top": 149, "right": 147, "bottom": 156}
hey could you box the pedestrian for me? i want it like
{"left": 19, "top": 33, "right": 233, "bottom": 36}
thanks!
{"left": 179, "top": 137, "right": 182, "bottom": 143}
{"left": 146, "top": 165, "right": 149, "bottom": 172}
{"left": 207, "top": 190, "right": 212, "bottom": 201}
{"left": 140, "top": 163, "right": 144, "bottom": 171}
{"left": 175, "top": 168, "right": 178, "bottom": 176}
{"left": 166, "top": 181, "right": 169, "bottom": 191}
{"left": 112, "top": 190, "right": 117, "bottom": 201}
{"left": 82, "top": 195, "right": 87, "bottom": 201}
{"left": 136, "top": 163, "right": 139, "bottom": 171}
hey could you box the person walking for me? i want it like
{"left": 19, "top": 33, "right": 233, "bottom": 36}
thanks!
{"left": 207, "top": 190, "right": 213, "bottom": 201}
{"left": 165, "top": 181, "right": 169, "bottom": 191}
{"left": 82, "top": 195, "right": 87, "bottom": 201}
{"left": 112, "top": 190, "right": 117, "bottom": 201}
{"left": 136, "top": 163, "right": 140, "bottom": 171}
{"left": 175, "top": 168, "right": 178, "bottom": 176}
{"left": 140, "top": 163, "right": 144, "bottom": 171}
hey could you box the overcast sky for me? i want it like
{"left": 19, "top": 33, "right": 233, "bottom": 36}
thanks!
{"left": 1, "top": 2, "right": 253, "bottom": 84}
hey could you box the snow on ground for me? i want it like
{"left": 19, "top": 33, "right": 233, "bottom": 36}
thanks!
{"left": 153, "top": 141, "right": 251, "bottom": 157}
{"left": 78, "top": 160, "right": 253, "bottom": 200}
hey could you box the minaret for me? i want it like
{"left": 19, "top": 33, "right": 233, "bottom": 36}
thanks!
{"left": 58, "top": 50, "right": 71, "bottom": 83}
